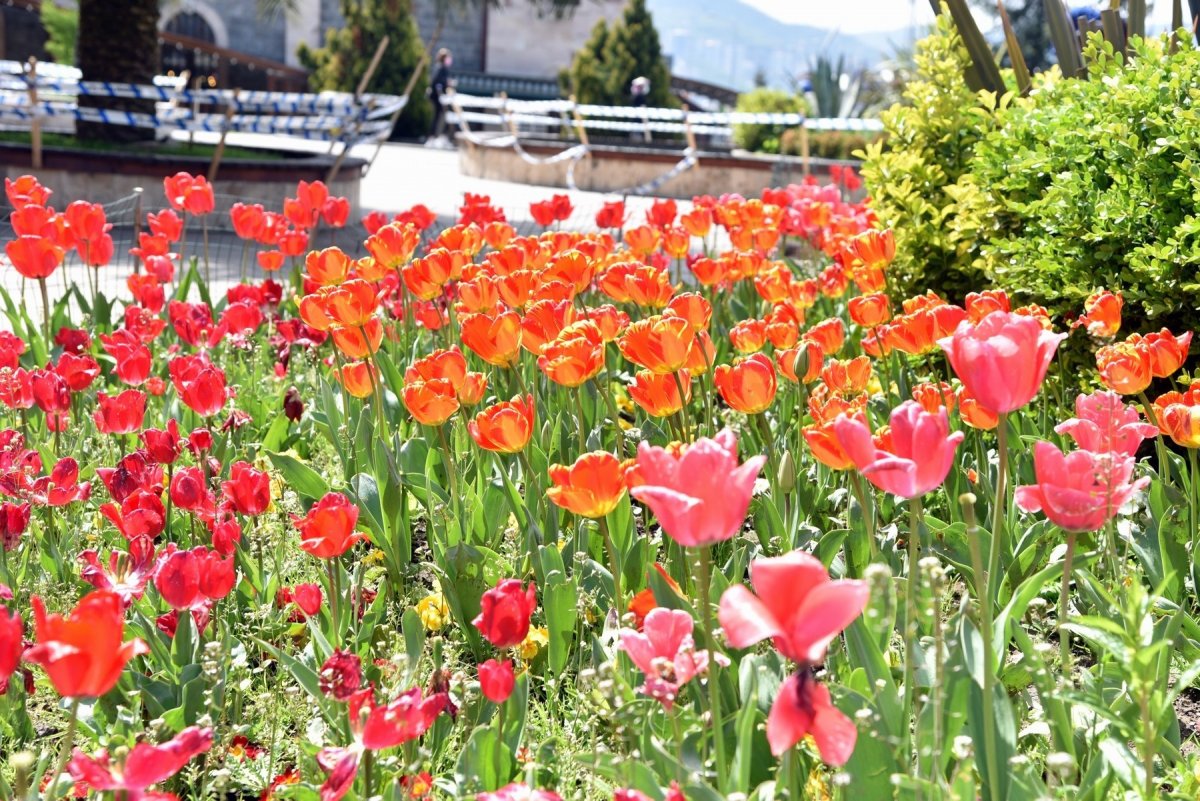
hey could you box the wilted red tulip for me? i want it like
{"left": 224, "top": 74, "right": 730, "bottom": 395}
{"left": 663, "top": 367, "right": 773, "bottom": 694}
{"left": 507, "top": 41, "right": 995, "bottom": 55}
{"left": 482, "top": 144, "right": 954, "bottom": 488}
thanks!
{"left": 479, "top": 658, "right": 516, "bottom": 703}
{"left": 294, "top": 492, "right": 365, "bottom": 559}
{"left": 319, "top": 650, "right": 362, "bottom": 700}
{"left": 68, "top": 726, "right": 213, "bottom": 797}
{"left": 25, "top": 589, "right": 149, "bottom": 698}
{"left": 630, "top": 429, "right": 765, "bottom": 547}
{"left": 0, "top": 501, "right": 30, "bottom": 550}
{"left": 473, "top": 578, "right": 537, "bottom": 648}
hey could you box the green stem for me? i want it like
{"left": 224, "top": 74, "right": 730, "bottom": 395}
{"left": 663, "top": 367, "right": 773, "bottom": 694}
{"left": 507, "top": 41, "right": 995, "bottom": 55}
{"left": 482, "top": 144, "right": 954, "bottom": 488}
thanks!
{"left": 1140, "top": 391, "right": 1170, "bottom": 485}
{"left": 598, "top": 515, "right": 623, "bottom": 614}
{"left": 1059, "top": 529, "right": 1077, "bottom": 676}
{"left": 672, "top": 370, "right": 693, "bottom": 436}
{"left": 981, "top": 413, "right": 1009, "bottom": 801}
{"left": 594, "top": 374, "right": 630, "bottom": 457}
{"left": 47, "top": 696, "right": 80, "bottom": 800}
{"left": 327, "top": 557, "right": 342, "bottom": 646}
{"left": 694, "top": 546, "right": 727, "bottom": 788}
{"left": 574, "top": 389, "right": 588, "bottom": 453}
{"left": 903, "top": 494, "right": 923, "bottom": 771}
{"left": 848, "top": 471, "right": 879, "bottom": 563}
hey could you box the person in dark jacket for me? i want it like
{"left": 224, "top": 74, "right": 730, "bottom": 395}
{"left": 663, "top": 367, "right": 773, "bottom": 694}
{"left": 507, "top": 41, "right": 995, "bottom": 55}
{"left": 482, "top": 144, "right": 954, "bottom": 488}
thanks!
{"left": 426, "top": 48, "right": 452, "bottom": 146}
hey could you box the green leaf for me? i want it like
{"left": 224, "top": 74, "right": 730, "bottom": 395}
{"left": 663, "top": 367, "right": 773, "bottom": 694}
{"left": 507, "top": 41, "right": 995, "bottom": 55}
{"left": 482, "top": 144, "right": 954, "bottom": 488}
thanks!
{"left": 265, "top": 450, "right": 330, "bottom": 500}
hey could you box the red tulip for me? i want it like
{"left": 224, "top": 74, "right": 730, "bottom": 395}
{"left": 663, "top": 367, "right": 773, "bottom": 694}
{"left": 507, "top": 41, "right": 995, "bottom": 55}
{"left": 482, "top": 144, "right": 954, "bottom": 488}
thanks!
{"left": 1015, "top": 442, "right": 1150, "bottom": 532}
{"left": 169, "top": 354, "right": 228, "bottom": 417}
{"left": 766, "top": 671, "right": 858, "bottom": 763}
{"left": 478, "top": 658, "right": 516, "bottom": 703}
{"left": 68, "top": 726, "right": 213, "bottom": 796}
{"left": 473, "top": 579, "right": 537, "bottom": 648}
{"left": 100, "top": 488, "right": 166, "bottom": 540}
{"left": 6, "top": 235, "right": 63, "bottom": 279}
{"left": 629, "top": 429, "right": 765, "bottom": 547}
{"left": 293, "top": 492, "right": 365, "bottom": 559}
{"left": 154, "top": 546, "right": 235, "bottom": 610}
{"left": 318, "top": 650, "right": 362, "bottom": 700}
{"left": 141, "top": 419, "right": 184, "bottom": 465}
{"left": 832, "top": 400, "right": 963, "bottom": 499}
{"left": 78, "top": 537, "right": 156, "bottom": 606}
{"left": 222, "top": 461, "right": 271, "bottom": 516}
{"left": 93, "top": 389, "right": 147, "bottom": 435}
{"left": 0, "top": 605, "right": 20, "bottom": 692}
{"left": 0, "top": 501, "right": 31, "bottom": 550}
{"left": 24, "top": 589, "right": 148, "bottom": 698}
{"left": 939, "top": 311, "right": 1066, "bottom": 414}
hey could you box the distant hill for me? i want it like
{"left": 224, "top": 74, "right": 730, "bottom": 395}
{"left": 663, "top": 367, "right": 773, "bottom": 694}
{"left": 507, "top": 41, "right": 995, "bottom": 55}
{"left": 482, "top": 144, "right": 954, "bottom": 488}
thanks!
{"left": 646, "top": 0, "right": 920, "bottom": 90}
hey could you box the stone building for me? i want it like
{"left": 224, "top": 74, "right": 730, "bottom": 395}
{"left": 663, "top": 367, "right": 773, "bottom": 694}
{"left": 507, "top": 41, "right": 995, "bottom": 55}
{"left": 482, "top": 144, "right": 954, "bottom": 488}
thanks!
{"left": 156, "top": 0, "right": 623, "bottom": 81}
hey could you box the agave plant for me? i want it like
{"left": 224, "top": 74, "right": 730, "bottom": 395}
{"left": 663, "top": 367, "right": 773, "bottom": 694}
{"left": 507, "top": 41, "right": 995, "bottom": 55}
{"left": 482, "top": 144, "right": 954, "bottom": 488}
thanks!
{"left": 806, "top": 54, "right": 863, "bottom": 118}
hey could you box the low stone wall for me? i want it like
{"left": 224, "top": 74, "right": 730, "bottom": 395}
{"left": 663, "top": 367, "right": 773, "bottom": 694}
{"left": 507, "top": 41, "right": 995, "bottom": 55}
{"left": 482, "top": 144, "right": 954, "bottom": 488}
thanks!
{"left": 0, "top": 143, "right": 364, "bottom": 212}
{"left": 458, "top": 140, "right": 860, "bottom": 198}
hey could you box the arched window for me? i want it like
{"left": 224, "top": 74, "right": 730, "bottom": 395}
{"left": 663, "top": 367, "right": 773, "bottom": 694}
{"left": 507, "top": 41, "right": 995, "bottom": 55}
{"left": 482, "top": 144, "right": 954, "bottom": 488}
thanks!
{"left": 163, "top": 11, "right": 216, "bottom": 43}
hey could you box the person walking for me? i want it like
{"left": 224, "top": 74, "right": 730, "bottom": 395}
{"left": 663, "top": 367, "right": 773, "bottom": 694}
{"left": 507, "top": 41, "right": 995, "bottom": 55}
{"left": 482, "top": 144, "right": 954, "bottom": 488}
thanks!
{"left": 426, "top": 48, "right": 453, "bottom": 147}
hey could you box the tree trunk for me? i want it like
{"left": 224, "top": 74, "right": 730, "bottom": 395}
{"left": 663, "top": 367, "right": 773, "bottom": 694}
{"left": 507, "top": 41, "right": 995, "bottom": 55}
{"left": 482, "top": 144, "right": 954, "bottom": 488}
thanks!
{"left": 75, "top": 0, "right": 159, "bottom": 143}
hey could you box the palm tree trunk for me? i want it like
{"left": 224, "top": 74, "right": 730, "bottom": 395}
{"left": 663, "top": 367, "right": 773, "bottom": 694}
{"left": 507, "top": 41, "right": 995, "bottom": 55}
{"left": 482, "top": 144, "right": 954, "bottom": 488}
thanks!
{"left": 76, "top": 0, "right": 159, "bottom": 142}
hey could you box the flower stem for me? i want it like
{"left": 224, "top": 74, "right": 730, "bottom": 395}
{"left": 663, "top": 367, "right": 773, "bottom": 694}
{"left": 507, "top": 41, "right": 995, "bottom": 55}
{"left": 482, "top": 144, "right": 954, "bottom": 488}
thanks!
{"left": 47, "top": 696, "right": 80, "bottom": 800}
{"left": 903, "top": 494, "right": 923, "bottom": 771}
{"left": 1059, "top": 529, "right": 1077, "bottom": 676}
{"left": 598, "top": 515, "right": 623, "bottom": 615}
{"left": 694, "top": 546, "right": 727, "bottom": 789}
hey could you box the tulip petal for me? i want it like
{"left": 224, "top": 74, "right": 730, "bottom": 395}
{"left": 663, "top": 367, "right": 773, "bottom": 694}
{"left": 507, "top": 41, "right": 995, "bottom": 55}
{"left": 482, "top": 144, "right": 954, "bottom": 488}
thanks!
{"left": 717, "top": 584, "right": 783, "bottom": 650}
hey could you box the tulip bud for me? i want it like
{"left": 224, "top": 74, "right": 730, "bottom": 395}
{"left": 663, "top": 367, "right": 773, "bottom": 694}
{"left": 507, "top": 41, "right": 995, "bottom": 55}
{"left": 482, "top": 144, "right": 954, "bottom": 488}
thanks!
{"left": 283, "top": 386, "right": 304, "bottom": 422}
{"left": 776, "top": 450, "right": 796, "bottom": 494}
{"left": 792, "top": 346, "right": 811, "bottom": 382}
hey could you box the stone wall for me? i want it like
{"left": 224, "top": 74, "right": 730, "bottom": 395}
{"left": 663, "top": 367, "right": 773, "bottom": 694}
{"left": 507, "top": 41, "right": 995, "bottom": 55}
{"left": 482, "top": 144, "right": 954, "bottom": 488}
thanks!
{"left": 485, "top": 0, "right": 624, "bottom": 78}
{"left": 413, "top": 1, "right": 485, "bottom": 73}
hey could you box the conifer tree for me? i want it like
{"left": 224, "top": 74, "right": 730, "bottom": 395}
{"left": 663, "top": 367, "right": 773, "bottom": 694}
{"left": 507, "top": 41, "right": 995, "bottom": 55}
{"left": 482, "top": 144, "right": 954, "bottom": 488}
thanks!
{"left": 560, "top": 0, "right": 672, "bottom": 106}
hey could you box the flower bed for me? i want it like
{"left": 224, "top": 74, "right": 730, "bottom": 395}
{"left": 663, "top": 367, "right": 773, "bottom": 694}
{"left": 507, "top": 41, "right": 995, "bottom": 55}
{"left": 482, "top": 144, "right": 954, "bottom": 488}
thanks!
{"left": 0, "top": 167, "right": 1196, "bottom": 801}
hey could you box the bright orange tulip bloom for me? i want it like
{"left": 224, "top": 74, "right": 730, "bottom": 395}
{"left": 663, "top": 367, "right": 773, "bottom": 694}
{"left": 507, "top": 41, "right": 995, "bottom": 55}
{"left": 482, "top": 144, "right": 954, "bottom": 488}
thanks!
{"left": 403, "top": 250, "right": 459, "bottom": 300}
{"left": 337, "top": 360, "right": 379, "bottom": 399}
{"left": 469, "top": 395, "right": 535, "bottom": 453}
{"left": 331, "top": 318, "right": 384, "bottom": 359}
{"left": 684, "top": 330, "right": 717, "bottom": 374}
{"left": 861, "top": 326, "right": 894, "bottom": 358}
{"left": 661, "top": 226, "right": 690, "bottom": 259}
{"left": 730, "top": 319, "right": 768, "bottom": 353}
{"left": 351, "top": 256, "right": 389, "bottom": 283}
{"left": 957, "top": 389, "right": 999, "bottom": 430}
{"left": 618, "top": 315, "right": 695, "bottom": 374}
{"left": 884, "top": 311, "right": 938, "bottom": 356}
{"left": 1074, "top": 290, "right": 1123, "bottom": 338}
{"left": 689, "top": 256, "right": 729, "bottom": 287}
{"left": 297, "top": 289, "right": 336, "bottom": 331}
{"left": 851, "top": 265, "right": 887, "bottom": 293}
{"left": 589, "top": 304, "right": 631, "bottom": 342}
{"left": 1096, "top": 341, "right": 1154, "bottom": 395}
{"left": 776, "top": 339, "right": 823, "bottom": 383}
{"left": 1154, "top": 385, "right": 1200, "bottom": 447}
{"left": 365, "top": 222, "right": 420, "bottom": 269}
{"left": 485, "top": 245, "right": 526, "bottom": 277}
{"left": 305, "top": 247, "right": 351, "bottom": 286}
{"left": 806, "top": 318, "right": 845, "bottom": 356}
{"left": 848, "top": 293, "right": 892, "bottom": 328}
{"left": 325, "top": 279, "right": 380, "bottom": 328}
{"left": 964, "top": 289, "right": 1011, "bottom": 323}
{"left": 851, "top": 229, "right": 895, "bottom": 270}
{"left": 521, "top": 299, "right": 576, "bottom": 356}
{"left": 628, "top": 369, "right": 691, "bottom": 417}
{"left": 912, "top": 382, "right": 957, "bottom": 414}
{"left": 459, "top": 372, "right": 488, "bottom": 406}
{"left": 1013, "top": 304, "right": 1054, "bottom": 329}
{"left": 483, "top": 221, "right": 516, "bottom": 250}
{"left": 406, "top": 347, "right": 468, "bottom": 389}
{"left": 456, "top": 275, "right": 501, "bottom": 314}
{"left": 902, "top": 290, "right": 945, "bottom": 315}
{"left": 600, "top": 262, "right": 673, "bottom": 308}
{"left": 547, "top": 451, "right": 632, "bottom": 518}
{"left": 623, "top": 224, "right": 660, "bottom": 256}
{"left": 753, "top": 264, "right": 793, "bottom": 304}
{"left": 764, "top": 302, "right": 802, "bottom": 349}
{"left": 790, "top": 279, "right": 819, "bottom": 310}
{"left": 24, "top": 590, "right": 148, "bottom": 698}
{"left": 433, "top": 223, "right": 484, "bottom": 257}
{"left": 714, "top": 353, "right": 777, "bottom": 414}
{"left": 543, "top": 250, "right": 595, "bottom": 294}
{"left": 497, "top": 270, "right": 537, "bottom": 309}
{"left": 537, "top": 321, "right": 605, "bottom": 387}
{"left": 818, "top": 264, "right": 848, "bottom": 298}
{"left": 803, "top": 422, "right": 855, "bottom": 470}
{"left": 403, "top": 377, "right": 460, "bottom": 426}
{"left": 461, "top": 311, "right": 523, "bottom": 366}
{"left": 1129, "top": 329, "right": 1192, "bottom": 378}
{"left": 665, "top": 292, "right": 712, "bottom": 332}
{"left": 680, "top": 207, "right": 712, "bottom": 238}
{"left": 821, "top": 356, "right": 872, "bottom": 396}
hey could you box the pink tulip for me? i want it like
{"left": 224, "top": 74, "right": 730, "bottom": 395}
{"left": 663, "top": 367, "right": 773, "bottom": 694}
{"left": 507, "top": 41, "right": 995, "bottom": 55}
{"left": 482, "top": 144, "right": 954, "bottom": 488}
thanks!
{"left": 718, "top": 550, "right": 868, "bottom": 665}
{"left": 1054, "top": 390, "right": 1158, "bottom": 457}
{"left": 629, "top": 428, "right": 766, "bottom": 547}
{"left": 832, "top": 401, "right": 964, "bottom": 499}
{"left": 619, "top": 608, "right": 712, "bottom": 709}
{"left": 1015, "top": 441, "right": 1149, "bottom": 532}
{"left": 766, "top": 671, "right": 858, "bottom": 762}
{"left": 938, "top": 311, "right": 1067, "bottom": 414}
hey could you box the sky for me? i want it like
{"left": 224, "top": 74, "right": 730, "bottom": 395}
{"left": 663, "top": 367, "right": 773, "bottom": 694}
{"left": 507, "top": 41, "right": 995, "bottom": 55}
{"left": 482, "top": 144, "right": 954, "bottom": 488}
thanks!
{"left": 740, "top": 0, "right": 1179, "bottom": 35}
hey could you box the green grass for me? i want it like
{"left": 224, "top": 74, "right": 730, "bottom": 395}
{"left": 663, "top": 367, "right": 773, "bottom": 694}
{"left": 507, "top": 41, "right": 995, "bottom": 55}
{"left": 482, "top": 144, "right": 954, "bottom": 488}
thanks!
{"left": 0, "top": 130, "right": 290, "bottom": 162}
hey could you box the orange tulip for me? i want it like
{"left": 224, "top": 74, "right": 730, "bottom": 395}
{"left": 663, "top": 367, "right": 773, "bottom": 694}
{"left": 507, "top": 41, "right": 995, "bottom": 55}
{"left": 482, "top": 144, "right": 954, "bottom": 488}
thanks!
{"left": 469, "top": 395, "right": 535, "bottom": 453}
{"left": 790, "top": 279, "right": 819, "bottom": 310}
{"left": 851, "top": 229, "right": 895, "bottom": 270}
{"left": 600, "top": 262, "right": 673, "bottom": 308}
{"left": 484, "top": 221, "right": 516, "bottom": 250}
{"left": 25, "top": 590, "right": 148, "bottom": 699}
{"left": 851, "top": 265, "right": 887, "bottom": 293}
{"left": 6, "top": 235, "right": 64, "bottom": 280}
{"left": 456, "top": 275, "right": 501, "bottom": 314}
{"left": 589, "top": 304, "right": 631, "bottom": 342}
{"left": 1074, "top": 290, "right": 1123, "bottom": 338}
{"left": 861, "top": 326, "right": 893, "bottom": 358}
{"left": 817, "top": 264, "right": 848, "bottom": 298}
{"left": 497, "top": 270, "right": 537, "bottom": 309}
{"left": 1154, "top": 385, "right": 1200, "bottom": 447}
{"left": 820, "top": 356, "right": 872, "bottom": 396}
{"left": 957, "top": 390, "right": 999, "bottom": 430}
{"left": 714, "top": 353, "right": 777, "bottom": 414}
{"left": 1013, "top": 304, "right": 1054, "bottom": 329}
{"left": 683, "top": 330, "right": 717, "bottom": 375}
{"left": 1129, "top": 329, "right": 1192, "bottom": 378}
{"left": 305, "top": 247, "right": 351, "bottom": 286}
{"left": 729, "top": 319, "right": 768, "bottom": 353}
{"left": 628, "top": 369, "right": 691, "bottom": 417}
{"left": 547, "top": 451, "right": 632, "bottom": 518}
{"left": 884, "top": 311, "right": 938, "bottom": 356}
{"left": 618, "top": 315, "right": 695, "bottom": 374}
{"left": 764, "top": 303, "right": 802, "bottom": 349}
{"left": 543, "top": 250, "right": 595, "bottom": 294}
{"left": 403, "top": 377, "right": 460, "bottom": 426}
{"left": 337, "top": 360, "right": 379, "bottom": 399}
{"left": 776, "top": 340, "right": 823, "bottom": 383}
{"left": 689, "top": 256, "right": 729, "bottom": 287}
{"left": 433, "top": 223, "right": 484, "bottom": 257}
{"left": 806, "top": 318, "right": 845, "bottom": 356}
{"left": 848, "top": 293, "right": 892, "bottom": 328}
{"left": 623, "top": 224, "right": 660, "bottom": 256}
{"left": 325, "top": 279, "right": 380, "bottom": 328}
{"left": 753, "top": 264, "right": 792, "bottom": 304}
{"left": 406, "top": 347, "right": 468, "bottom": 388}
{"left": 803, "top": 422, "right": 854, "bottom": 470}
{"left": 461, "top": 311, "right": 523, "bottom": 367}
{"left": 964, "top": 290, "right": 1011, "bottom": 323}
{"left": 330, "top": 318, "right": 383, "bottom": 359}
{"left": 459, "top": 372, "right": 488, "bottom": 406}
{"left": 365, "top": 222, "right": 420, "bottom": 269}
{"left": 403, "top": 249, "right": 460, "bottom": 300}
{"left": 1096, "top": 341, "right": 1153, "bottom": 395}
{"left": 680, "top": 207, "right": 712, "bottom": 238}
{"left": 521, "top": 299, "right": 576, "bottom": 356}
{"left": 537, "top": 321, "right": 605, "bottom": 387}
{"left": 297, "top": 289, "right": 336, "bottom": 331}
{"left": 661, "top": 226, "right": 690, "bottom": 259}
{"left": 912, "top": 381, "right": 957, "bottom": 414}
{"left": 665, "top": 292, "right": 712, "bottom": 332}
